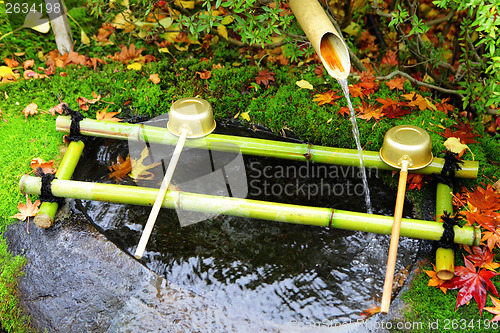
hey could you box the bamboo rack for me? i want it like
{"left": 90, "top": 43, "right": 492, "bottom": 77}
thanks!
{"left": 55, "top": 116, "right": 479, "bottom": 178}
{"left": 34, "top": 140, "right": 85, "bottom": 228}
{"left": 21, "top": 176, "right": 481, "bottom": 246}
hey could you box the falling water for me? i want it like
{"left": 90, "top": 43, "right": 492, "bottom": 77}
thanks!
{"left": 338, "top": 78, "right": 373, "bottom": 214}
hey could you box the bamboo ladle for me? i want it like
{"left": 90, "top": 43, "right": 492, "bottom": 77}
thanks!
{"left": 379, "top": 125, "right": 433, "bottom": 314}
{"left": 134, "top": 98, "right": 216, "bottom": 259}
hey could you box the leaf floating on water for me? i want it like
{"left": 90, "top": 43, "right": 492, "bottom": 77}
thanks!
{"left": 108, "top": 155, "right": 132, "bottom": 183}
{"left": 129, "top": 147, "right": 161, "bottom": 181}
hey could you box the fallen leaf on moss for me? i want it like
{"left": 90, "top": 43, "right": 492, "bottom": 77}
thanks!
{"left": 482, "top": 229, "right": 500, "bottom": 251}
{"left": 313, "top": 90, "right": 342, "bottom": 106}
{"left": 240, "top": 111, "right": 251, "bottom": 122}
{"left": 3, "top": 58, "right": 19, "bottom": 68}
{"left": 127, "top": 62, "right": 142, "bottom": 70}
{"left": 196, "top": 69, "right": 211, "bottom": 79}
{"left": 10, "top": 194, "right": 41, "bottom": 221}
{"left": 48, "top": 102, "right": 67, "bottom": 116}
{"left": 31, "top": 157, "right": 56, "bottom": 174}
{"left": 444, "top": 137, "right": 474, "bottom": 160}
{"left": 149, "top": 74, "right": 161, "bottom": 84}
{"left": 255, "top": 69, "right": 275, "bottom": 87}
{"left": 424, "top": 264, "right": 447, "bottom": 294}
{"left": 0, "top": 66, "right": 14, "bottom": 78}
{"left": 22, "top": 103, "right": 38, "bottom": 121}
{"left": 296, "top": 79, "right": 313, "bottom": 90}
{"left": 465, "top": 246, "right": 500, "bottom": 271}
{"left": 385, "top": 77, "right": 406, "bottom": 90}
{"left": 77, "top": 92, "right": 101, "bottom": 110}
{"left": 484, "top": 295, "right": 500, "bottom": 321}
{"left": 23, "top": 59, "right": 35, "bottom": 70}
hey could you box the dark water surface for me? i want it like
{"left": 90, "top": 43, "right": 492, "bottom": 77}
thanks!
{"left": 73, "top": 119, "right": 420, "bottom": 325}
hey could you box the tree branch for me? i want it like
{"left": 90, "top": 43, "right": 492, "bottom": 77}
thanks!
{"left": 376, "top": 70, "right": 464, "bottom": 97}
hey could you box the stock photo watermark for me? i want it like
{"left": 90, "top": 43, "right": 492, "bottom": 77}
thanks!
{"left": 248, "top": 161, "right": 379, "bottom": 200}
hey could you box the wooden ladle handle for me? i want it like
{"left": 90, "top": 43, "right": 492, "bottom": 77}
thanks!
{"left": 134, "top": 127, "right": 189, "bottom": 259}
{"left": 381, "top": 161, "right": 409, "bottom": 314}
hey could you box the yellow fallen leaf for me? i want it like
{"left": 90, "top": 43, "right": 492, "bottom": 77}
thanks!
{"left": 0, "top": 66, "right": 14, "bottom": 79}
{"left": 149, "top": 74, "right": 160, "bottom": 84}
{"left": 127, "top": 62, "right": 142, "bottom": 70}
{"left": 444, "top": 137, "right": 475, "bottom": 160}
{"left": 174, "top": 0, "right": 195, "bottom": 9}
{"left": 158, "top": 17, "right": 173, "bottom": 29}
{"left": 158, "top": 47, "right": 171, "bottom": 54}
{"left": 296, "top": 79, "right": 313, "bottom": 90}
{"left": 240, "top": 111, "right": 250, "bottom": 121}
{"left": 217, "top": 25, "right": 228, "bottom": 40}
{"left": 81, "top": 29, "right": 90, "bottom": 45}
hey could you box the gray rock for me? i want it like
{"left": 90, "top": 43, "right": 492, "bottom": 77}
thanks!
{"left": 5, "top": 206, "right": 294, "bottom": 333}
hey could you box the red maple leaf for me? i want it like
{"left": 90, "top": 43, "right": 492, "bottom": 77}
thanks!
{"left": 255, "top": 69, "right": 275, "bottom": 87}
{"left": 436, "top": 97, "right": 455, "bottom": 114}
{"left": 337, "top": 106, "right": 350, "bottom": 117}
{"left": 465, "top": 246, "right": 500, "bottom": 271}
{"left": 406, "top": 173, "right": 424, "bottom": 190}
{"left": 442, "top": 121, "right": 481, "bottom": 144}
{"left": 441, "top": 256, "right": 499, "bottom": 315}
{"left": 380, "top": 50, "right": 398, "bottom": 67}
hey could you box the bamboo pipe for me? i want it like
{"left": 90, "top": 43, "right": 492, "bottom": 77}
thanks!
{"left": 135, "top": 128, "right": 189, "bottom": 259}
{"left": 19, "top": 176, "right": 481, "bottom": 245}
{"left": 33, "top": 140, "right": 85, "bottom": 228}
{"left": 55, "top": 117, "right": 479, "bottom": 179}
{"left": 381, "top": 160, "right": 409, "bottom": 314}
{"left": 289, "top": 0, "right": 350, "bottom": 80}
{"left": 435, "top": 182, "right": 455, "bottom": 280}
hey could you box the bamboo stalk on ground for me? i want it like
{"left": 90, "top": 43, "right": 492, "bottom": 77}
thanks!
{"left": 435, "top": 182, "right": 455, "bottom": 280}
{"left": 55, "top": 116, "right": 479, "bottom": 179}
{"left": 33, "top": 141, "right": 85, "bottom": 228}
{"left": 20, "top": 176, "right": 481, "bottom": 245}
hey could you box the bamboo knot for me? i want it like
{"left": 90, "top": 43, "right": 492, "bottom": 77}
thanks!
{"left": 303, "top": 144, "right": 313, "bottom": 160}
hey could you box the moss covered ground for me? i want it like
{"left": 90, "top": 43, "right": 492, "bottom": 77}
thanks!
{"left": 1, "top": 3, "right": 500, "bottom": 332}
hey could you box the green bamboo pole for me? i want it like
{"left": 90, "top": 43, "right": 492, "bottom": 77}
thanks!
{"left": 55, "top": 116, "right": 479, "bottom": 178}
{"left": 20, "top": 176, "right": 481, "bottom": 245}
{"left": 435, "top": 182, "right": 455, "bottom": 280}
{"left": 33, "top": 141, "right": 85, "bottom": 228}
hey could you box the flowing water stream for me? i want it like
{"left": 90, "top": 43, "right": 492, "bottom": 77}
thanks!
{"left": 338, "top": 78, "right": 373, "bottom": 214}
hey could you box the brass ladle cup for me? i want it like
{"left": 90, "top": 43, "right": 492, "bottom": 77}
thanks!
{"left": 379, "top": 125, "right": 433, "bottom": 314}
{"left": 134, "top": 98, "right": 216, "bottom": 259}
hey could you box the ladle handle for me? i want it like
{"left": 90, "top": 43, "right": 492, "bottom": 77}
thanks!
{"left": 134, "top": 128, "right": 189, "bottom": 259}
{"left": 381, "top": 161, "right": 409, "bottom": 314}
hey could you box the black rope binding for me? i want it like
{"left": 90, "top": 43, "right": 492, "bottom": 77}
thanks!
{"left": 436, "top": 211, "right": 458, "bottom": 250}
{"left": 433, "top": 151, "right": 464, "bottom": 187}
{"left": 62, "top": 104, "right": 85, "bottom": 142}
{"left": 35, "top": 167, "right": 64, "bottom": 205}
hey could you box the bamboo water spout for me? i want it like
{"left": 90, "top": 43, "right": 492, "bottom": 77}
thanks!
{"left": 289, "top": 0, "right": 350, "bottom": 80}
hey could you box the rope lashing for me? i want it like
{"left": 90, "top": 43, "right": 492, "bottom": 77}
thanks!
{"left": 434, "top": 151, "right": 464, "bottom": 187}
{"left": 62, "top": 104, "right": 85, "bottom": 142}
{"left": 436, "top": 211, "right": 459, "bottom": 250}
{"left": 35, "top": 167, "right": 64, "bottom": 205}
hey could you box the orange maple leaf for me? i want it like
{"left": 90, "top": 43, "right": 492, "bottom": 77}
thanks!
{"left": 108, "top": 155, "right": 132, "bottom": 183}
{"left": 77, "top": 92, "right": 101, "bottom": 111}
{"left": 359, "top": 304, "right": 381, "bottom": 319}
{"left": 31, "top": 157, "right": 56, "bottom": 175}
{"left": 48, "top": 102, "right": 67, "bottom": 116}
{"left": 385, "top": 77, "right": 406, "bottom": 90}
{"left": 357, "top": 100, "right": 384, "bottom": 121}
{"left": 482, "top": 229, "right": 500, "bottom": 251}
{"left": 460, "top": 185, "right": 500, "bottom": 232}
{"left": 436, "top": 97, "right": 455, "bottom": 114}
{"left": 401, "top": 92, "right": 433, "bottom": 111}
{"left": 484, "top": 295, "right": 500, "bottom": 321}
{"left": 380, "top": 50, "right": 398, "bottom": 67}
{"left": 109, "top": 44, "right": 146, "bottom": 64}
{"left": 313, "top": 90, "right": 342, "bottom": 106}
{"left": 196, "top": 69, "right": 211, "bottom": 80}
{"left": 424, "top": 264, "right": 447, "bottom": 294}
{"left": 64, "top": 52, "right": 87, "bottom": 66}
{"left": 10, "top": 194, "right": 41, "bottom": 221}
{"left": 407, "top": 173, "right": 425, "bottom": 190}
{"left": 3, "top": 57, "right": 19, "bottom": 68}
{"left": 96, "top": 106, "right": 122, "bottom": 122}
{"left": 337, "top": 106, "right": 350, "bottom": 117}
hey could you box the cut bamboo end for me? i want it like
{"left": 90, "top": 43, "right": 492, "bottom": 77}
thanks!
{"left": 33, "top": 214, "right": 54, "bottom": 229}
{"left": 436, "top": 248, "right": 455, "bottom": 280}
